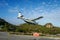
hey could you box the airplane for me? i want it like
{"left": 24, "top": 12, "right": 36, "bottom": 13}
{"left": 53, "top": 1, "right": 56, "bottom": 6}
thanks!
{"left": 17, "top": 11, "right": 43, "bottom": 25}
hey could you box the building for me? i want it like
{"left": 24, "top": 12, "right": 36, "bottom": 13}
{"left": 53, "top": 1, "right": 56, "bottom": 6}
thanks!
{"left": 45, "top": 23, "right": 53, "bottom": 28}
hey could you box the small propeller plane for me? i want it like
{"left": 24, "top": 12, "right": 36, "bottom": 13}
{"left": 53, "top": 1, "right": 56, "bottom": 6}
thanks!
{"left": 17, "top": 11, "right": 43, "bottom": 25}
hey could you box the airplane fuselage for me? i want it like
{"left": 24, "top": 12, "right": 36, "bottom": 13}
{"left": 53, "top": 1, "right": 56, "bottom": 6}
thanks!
{"left": 17, "top": 11, "right": 43, "bottom": 25}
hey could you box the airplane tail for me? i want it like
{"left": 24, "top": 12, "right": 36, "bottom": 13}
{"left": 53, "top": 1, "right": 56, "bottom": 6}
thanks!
{"left": 17, "top": 12, "right": 24, "bottom": 19}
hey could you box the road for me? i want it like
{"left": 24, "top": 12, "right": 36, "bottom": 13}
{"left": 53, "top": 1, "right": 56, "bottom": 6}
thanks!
{"left": 0, "top": 32, "right": 60, "bottom": 40}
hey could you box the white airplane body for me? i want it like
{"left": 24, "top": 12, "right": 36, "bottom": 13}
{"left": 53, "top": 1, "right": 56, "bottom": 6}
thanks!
{"left": 17, "top": 12, "right": 43, "bottom": 25}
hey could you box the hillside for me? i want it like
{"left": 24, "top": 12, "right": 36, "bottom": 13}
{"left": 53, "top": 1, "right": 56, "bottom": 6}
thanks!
{"left": 17, "top": 23, "right": 60, "bottom": 35}
{"left": 0, "top": 18, "right": 60, "bottom": 35}
{"left": 0, "top": 18, "right": 8, "bottom": 25}
{"left": 0, "top": 18, "right": 16, "bottom": 31}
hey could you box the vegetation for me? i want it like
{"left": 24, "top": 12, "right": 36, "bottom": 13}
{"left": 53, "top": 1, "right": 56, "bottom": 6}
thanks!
{"left": 0, "top": 18, "right": 16, "bottom": 32}
{"left": 0, "top": 18, "right": 60, "bottom": 35}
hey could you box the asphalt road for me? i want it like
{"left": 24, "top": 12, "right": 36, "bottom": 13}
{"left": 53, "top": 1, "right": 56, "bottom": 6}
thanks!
{"left": 0, "top": 32, "right": 60, "bottom": 40}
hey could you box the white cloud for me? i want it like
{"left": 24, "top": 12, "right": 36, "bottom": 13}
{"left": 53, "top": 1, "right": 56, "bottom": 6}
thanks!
{"left": 8, "top": 6, "right": 19, "bottom": 13}
{"left": 0, "top": 0, "right": 9, "bottom": 8}
{"left": 42, "top": 2, "right": 46, "bottom": 5}
{"left": 26, "top": 6, "right": 60, "bottom": 26}
{"left": 9, "top": 9, "right": 18, "bottom": 13}
{"left": 54, "top": 0, "right": 57, "bottom": 3}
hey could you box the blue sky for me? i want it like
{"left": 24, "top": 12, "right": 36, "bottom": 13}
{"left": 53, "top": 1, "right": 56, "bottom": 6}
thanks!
{"left": 0, "top": 0, "right": 60, "bottom": 27}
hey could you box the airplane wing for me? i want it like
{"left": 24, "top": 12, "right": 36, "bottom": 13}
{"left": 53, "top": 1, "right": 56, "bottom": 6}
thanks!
{"left": 31, "top": 16, "right": 43, "bottom": 21}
